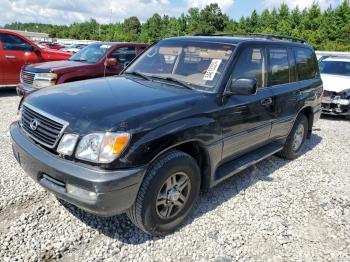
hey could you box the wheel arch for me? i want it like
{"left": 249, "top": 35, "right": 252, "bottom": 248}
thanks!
{"left": 298, "top": 106, "right": 314, "bottom": 138}
{"left": 148, "top": 140, "right": 212, "bottom": 190}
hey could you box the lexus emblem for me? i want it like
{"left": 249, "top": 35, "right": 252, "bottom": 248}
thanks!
{"left": 30, "top": 118, "right": 39, "bottom": 131}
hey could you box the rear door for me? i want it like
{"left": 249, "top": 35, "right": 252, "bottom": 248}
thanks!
{"left": 0, "top": 33, "right": 39, "bottom": 85}
{"left": 221, "top": 46, "right": 274, "bottom": 161}
{"left": 268, "top": 46, "right": 299, "bottom": 139}
{"left": 106, "top": 46, "right": 137, "bottom": 76}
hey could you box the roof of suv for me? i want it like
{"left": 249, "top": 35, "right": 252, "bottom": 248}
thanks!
{"left": 165, "top": 35, "right": 311, "bottom": 48}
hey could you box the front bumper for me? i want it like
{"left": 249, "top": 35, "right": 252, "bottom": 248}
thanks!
{"left": 10, "top": 122, "right": 145, "bottom": 216}
{"left": 321, "top": 97, "right": 350, "bottom": 116}
{"left": 16, "top": 83, "right": 37, "bottom": 97}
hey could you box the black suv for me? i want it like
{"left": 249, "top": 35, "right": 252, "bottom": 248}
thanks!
{"left": 11, "top": 34, "right": 323, "bottom": 236}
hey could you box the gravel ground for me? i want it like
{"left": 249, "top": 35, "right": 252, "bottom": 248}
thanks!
{"left": 0, "top": 87, "right": 349, "bottom": 262}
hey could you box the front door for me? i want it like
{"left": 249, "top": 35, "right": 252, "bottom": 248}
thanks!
{"left": 0, "top": 33, "right": 39, "bottom": 85}
{"left": 220, "top": 46, "right": 273, "bottom": 162}
{"left": 106, "top": 46, "right": 137, "bottom": 76}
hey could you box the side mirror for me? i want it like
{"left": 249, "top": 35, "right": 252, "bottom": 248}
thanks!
{"left": 105, "top": 58, "right": 117, "bottom": 67}
{"left": 228, "top": 78, "right": 257, "bottom": 96}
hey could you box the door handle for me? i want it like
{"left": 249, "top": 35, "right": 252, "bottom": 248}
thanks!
{"left": 5, "top": 55, "right": 16, "bottom": 59}
{"left": 261, "top": 97, "right": 273, "bottom": 106}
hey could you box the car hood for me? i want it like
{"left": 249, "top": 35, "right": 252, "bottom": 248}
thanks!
{"left": 40, "top": 48, "right": 71, "bottom": 59}
{"left": 24, "top": 60, "right": 88, "bottom": 73}
{"left": 321, "top": 74, "right": 350, "bottom": 92}
{"left": 24, "top": 76, "right": 207, "bottom": 133}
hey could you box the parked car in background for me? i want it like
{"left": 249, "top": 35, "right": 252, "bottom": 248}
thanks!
{"left": 39, "top": 42, "right": 64, "bottom": 50}
{"left": 319, "top": 56, "right": 350, "bottom": 119}
{"left": 11, "top": 34, "right": 322, "bottom": 236}
{"left": 0, "top": 29, "right": 71, "bottom": 87}
{"left": 17, "top": 42, "right": 148, "bottom": 96}
{"left": 62, "top": 44, "right": 88, "bottom": 54}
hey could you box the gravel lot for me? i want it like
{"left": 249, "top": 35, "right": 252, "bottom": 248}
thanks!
{"left": 0, "top": 87, "right": 349, "bottom": 261}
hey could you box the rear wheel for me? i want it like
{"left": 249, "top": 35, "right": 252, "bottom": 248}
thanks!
{"left": 127, "top": 150, "right": 201, "bottom": 236}
{"left": 278, "top": 114, "right": 308, "bottom": 160}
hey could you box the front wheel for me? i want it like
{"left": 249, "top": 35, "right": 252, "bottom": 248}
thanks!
{"left": 278, "top": 114, "right": 309, "bottom": 160}
{"left": 127, "top": 150, "right": 201, "bottom": 236}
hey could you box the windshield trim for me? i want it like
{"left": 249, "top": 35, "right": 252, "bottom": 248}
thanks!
{"left": 123, "top": 39, "right": 236, "bottom": 93}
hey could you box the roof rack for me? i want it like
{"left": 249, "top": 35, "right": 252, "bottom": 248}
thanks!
{"left": 193, "top": 32, "right": 307, "bottom": 44}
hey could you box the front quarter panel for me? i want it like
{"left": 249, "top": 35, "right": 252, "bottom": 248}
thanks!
{"left": 112, "top": 95, "right": 223, "bottom": 169}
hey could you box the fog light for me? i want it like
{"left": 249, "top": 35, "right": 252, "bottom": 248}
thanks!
{"left": 66, "top": 184, "right": 97, "bottom": 201}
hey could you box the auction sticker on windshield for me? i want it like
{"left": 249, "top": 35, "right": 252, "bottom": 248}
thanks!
{"left": 203, "top": 59, "right": 222, "bottom": 81}
{"left": 100, "top": 45, "right": 111, "bottom": 49}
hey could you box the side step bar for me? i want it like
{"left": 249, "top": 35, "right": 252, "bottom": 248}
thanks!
{"left": 213, "top": 142, "right": 284, "bottom": 186}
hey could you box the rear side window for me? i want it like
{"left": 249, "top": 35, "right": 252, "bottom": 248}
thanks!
{"left": 295, "top": 48, "right": 317, "bottom": 81}
{"left": 0, "top": 33, "right": 33, "bottom": 51}
{"left": 269, "top": 48, "right": 290, "bottom": 86}
{"left": 232, "top": 47, "right": 266, "bottom": 88}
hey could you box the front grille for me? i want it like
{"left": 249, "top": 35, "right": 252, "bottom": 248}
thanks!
{"left": 20, "top": 104, "right": 68, "bottom": 148}
{"left": 323, "top": 90, "right": 337, "bottom": 99}
{"left": 21, "top": 71, "right": 35, "bottom": 85}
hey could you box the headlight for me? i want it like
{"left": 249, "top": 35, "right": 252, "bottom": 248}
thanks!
{"left": 57, "top": 134, "right": 79, "bottom": 156}
{"left": 33, "top": 72, "right": 57, "bottom": 88}
{"left": 75, "top": 132, "right": 130, "bottom": 163}
{"left": 340, "top": 89, "right": 350, "bottom": 99}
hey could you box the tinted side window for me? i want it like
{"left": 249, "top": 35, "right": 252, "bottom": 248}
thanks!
{"left": 232, "top": 47, "right": 266, "bottom": 88}
{"left": 295, "top": 48, "right": 317, "bottom": 81}
{"left": 0, "top": 33, "right": 33, "bottom": 51}
{"left": 110, "top": 47, "right": 136, "bottom": 67}
{"left": 269, "top": 48, "right": 290, "bottom": 86}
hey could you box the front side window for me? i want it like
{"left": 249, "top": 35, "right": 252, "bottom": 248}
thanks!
{"left": 269, "top": 48, "right": 290, "bottom": 86}
{"left": 232, "top": 47, "right": 266, "bottom": 88}
{"left": 69, "top": 43, "right": 112, "bottom": 63}
{"left": 125, "top": 40, "right": 235, "bottom": 91}
{"left": 295, "top": 48, "right": 318, "bottom": 81}
{"left": 319, "top": 60, "right": 350, "bottom": 76}
{"left": 110, "top": 47, "right": 136, "bottom": 67}
{"left": 0, "top": 33, "right": 33, "bottom": 51}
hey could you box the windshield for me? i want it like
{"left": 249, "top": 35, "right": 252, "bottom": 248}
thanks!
{"left": 69, "top": 43, "right": 112, "bottom": 63}
{"left": 319, "top": 60, "right": 350, "bottom": 76}
{"left": 125, "top": 40, "right": 235, "bottom": 91}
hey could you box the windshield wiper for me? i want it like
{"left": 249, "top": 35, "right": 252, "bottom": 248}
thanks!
{"left": 124, "top": 71, "right": 151, "bottom": 81}
{"left": 148, "top": 75, "right": 194, "bottom": 90}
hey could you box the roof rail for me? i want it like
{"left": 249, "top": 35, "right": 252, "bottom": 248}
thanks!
{"left": 193, "top": 32, "right": 307, "bottom": 44}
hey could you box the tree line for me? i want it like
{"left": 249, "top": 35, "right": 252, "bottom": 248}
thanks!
{"left": 3, "top": 1, "right": 350, "bottom": 51}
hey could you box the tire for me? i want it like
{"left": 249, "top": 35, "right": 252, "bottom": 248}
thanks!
{"left": 126, "top": 150, "right": 201, "bottom": 236}
{"left": 278, "top": 114, "right": 309, "bottom": 160}
{"left": 344, "top": 115, "right": 350, "bottom": 121}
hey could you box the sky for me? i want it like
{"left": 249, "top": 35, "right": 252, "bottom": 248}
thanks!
{"left": 0, "top": 0, "right": 342, "bottom": 26}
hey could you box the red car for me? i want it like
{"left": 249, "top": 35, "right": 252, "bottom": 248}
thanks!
{"left": 39, "top": 42, "right": 64, "bottom": 50}
{"left": 17, "top": 42, "right": 148, "bottom": 96}
{"left": 0, "top": 29, "right": 71, "bottom": 88}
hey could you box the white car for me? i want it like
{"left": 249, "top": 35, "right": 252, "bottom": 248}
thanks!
{"left": 62, "top": 44, "right": 88, "bottom": 54}
{"left": 320, "top": 56, "right": 350, "bottom": 119}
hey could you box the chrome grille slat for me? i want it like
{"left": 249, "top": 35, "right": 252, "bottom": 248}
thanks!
{"left": 22, "top": 125, "right": 56, "bottom": 144}
{"left": 23, "top": 107, "right": 62, "bottom": 129}
{"left": 21, "top": 71, "right": 35, "bottom": 85}
{"left": 20, "top": 104, "right": 68, "bottom": 148}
